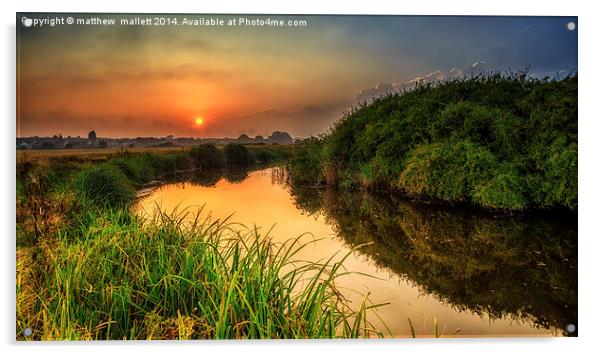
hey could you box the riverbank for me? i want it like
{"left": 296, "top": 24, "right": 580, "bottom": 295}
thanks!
{"left": 16, "top": 145, "right": 386, "bottom": 340}
{"left": 289, "top": 74, "right": 577, "bottom": 212}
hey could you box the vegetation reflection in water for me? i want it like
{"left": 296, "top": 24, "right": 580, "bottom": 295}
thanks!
{"left": 287, "top": 178, "right": 577, "bottom": 336}
{"left": 139, "top": 166, "right": 577, "bottom": 337}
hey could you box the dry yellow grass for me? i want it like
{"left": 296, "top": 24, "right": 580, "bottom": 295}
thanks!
{"left": 16, "top": 147, "right": 189, "bottom": 163}
{"left": 16, "top": 144, "right": 294, "bottom": 164}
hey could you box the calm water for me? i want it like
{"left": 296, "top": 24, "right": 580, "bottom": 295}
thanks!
{"left": 136, "top": 166, "right": 577, "bottom": 337}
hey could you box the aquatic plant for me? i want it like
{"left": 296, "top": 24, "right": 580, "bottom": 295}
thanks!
{"left": 17, "top": 207, "right": 388, "bottom": 340}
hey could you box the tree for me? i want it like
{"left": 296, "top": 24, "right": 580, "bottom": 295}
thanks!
{"left": 268, "top": 131, "right": 293, "bottom": 144}
{"left": 224, "top": 143, "right": 254, "bottom": 165}
{"left": 189, "top": 144, "right": 224, "bottom": 169}
{"left": 237, "top": 134, "right": 251, "bottom": 142}
{"left": 88, "top": 130, "right": 97, "bottom": 143}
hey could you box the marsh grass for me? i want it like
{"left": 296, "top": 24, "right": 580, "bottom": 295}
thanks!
{"left": 73, "top": 165, "right": 136, "bottom": 208}
{"left": 407, "top": 318, "right": 461, "bottom": 338}
{"left": 16, "top": 147, "right": 390, "bottom": 340}
{"left": 16, "top": 205, "right": 389, "bottom": 340}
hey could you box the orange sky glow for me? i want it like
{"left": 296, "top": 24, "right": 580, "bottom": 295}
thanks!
{"left": 17, "top": 15, "right": 399, "bottom": 138}
{"left": 17, "top": 15, "right": 577, "bottom": 138}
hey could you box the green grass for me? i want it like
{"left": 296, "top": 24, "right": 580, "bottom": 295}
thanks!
{"left": 73, "top": 165, "right": 136, "bottom": 208}
{"left": 17, "top": 207, "right": 387, "bottom": 340}
{"left": 16, "top": 146, "right": 388, "bottom": 340}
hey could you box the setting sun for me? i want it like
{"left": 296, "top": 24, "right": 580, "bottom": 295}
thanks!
{"left": 195, "top": 117, "right": 204, "bottom": 126}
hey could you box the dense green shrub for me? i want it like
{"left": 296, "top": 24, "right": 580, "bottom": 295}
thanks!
{"left": 291, "top": 74, "right": 577, "bottom": 210}
{"left": 224, "top": 143, "right": 254, "bottom": 165}
{"left": 399, "top": 140, "right": 498, "bottom": 203}
{"left": 472, "top": 165, "right": 527, "bottom": 209}
{"left": 189, "top": 144, "right": 224, "bottom": 169}
{"left": 290, "top": 139, "right": 325, "bottom": 185}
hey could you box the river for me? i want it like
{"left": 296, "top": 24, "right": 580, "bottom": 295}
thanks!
{"left": 135, "top": 166, "right": 577, "bottom": 337}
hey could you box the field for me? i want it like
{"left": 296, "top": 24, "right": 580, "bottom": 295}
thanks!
{"left": 16, "top": 147, "right": 187, "bottom": 163}
{"left": 16, "top": 144, "right": 295, "bottom": 164}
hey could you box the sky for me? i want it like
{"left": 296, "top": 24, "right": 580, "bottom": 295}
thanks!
{"left": 17, "top": 14, "right": 577, "bottom": 138}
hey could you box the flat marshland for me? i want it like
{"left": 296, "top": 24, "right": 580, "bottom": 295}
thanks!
{"left": 16, "top": 76, "right": 578, "bottom": 339}
{"left": 17, "top": 144, "right": 391, "bottom": 340}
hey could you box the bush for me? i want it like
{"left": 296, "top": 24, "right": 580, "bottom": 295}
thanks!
{"left": 398, "top": 141, "right": 528, "bottom": 209}
{"left": 74, "top": 165, "right": 135, "bottom": 207}
{"left": 189, "top": 144, "right": 224, "bottom": 169}
{"left": 224, "top": 143, "right": 254, "bottom": 165}
{"left": 401, "top": 141, "right": 492, "bottom": 199}
{"left": 292, "top": 74, "right": 577, "bottom": 211}
{"left": 473, "top": 165, "right": 527, "bottom": 210}
{"left": 527, "top": 142, "right": 577, "bottom": 209}
{"left": 253, "top": 149, "right": 277, "bottom": 163}
{"left": 289, "top": 139, "right": 325, "bottom": 185}
{"left": 154, "top": 153, "right": 191, "bottom": 174}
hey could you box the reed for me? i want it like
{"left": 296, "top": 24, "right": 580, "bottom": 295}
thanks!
{"left": 16, "top": 206, "right": 388, "bottom": 340}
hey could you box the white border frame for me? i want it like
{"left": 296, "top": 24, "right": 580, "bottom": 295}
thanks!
{"left": 3, "top": 1, "right": 599, "bottom": 354}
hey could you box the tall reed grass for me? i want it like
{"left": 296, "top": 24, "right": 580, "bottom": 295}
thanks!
{"left": 17, "top": 207, "right": 388, "bottom": 340}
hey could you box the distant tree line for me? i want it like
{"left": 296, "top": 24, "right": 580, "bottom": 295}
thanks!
{"left": 17, "top": 130, "right": 294, "bottom": 150}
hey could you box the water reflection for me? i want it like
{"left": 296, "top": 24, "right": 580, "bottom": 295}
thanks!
{"left": 137, "top": 166, "right": 577, "bottom": 337}
{"left": 286, "top": 180, "right": 578, "bottom": 336}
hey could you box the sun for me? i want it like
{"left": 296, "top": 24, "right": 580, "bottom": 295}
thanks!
{"left": 195, "top": 117, "right": 204, "bottom": 126}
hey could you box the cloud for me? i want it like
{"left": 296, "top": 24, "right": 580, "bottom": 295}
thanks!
{"left": 355, "top": 67, "right": 468, "bottom": 103}
{"left": 355, "top": 83, "right": 395, "bottom": 103}
{"left": 471, "top": 60, "right": 487, "bottom": 69}
{"left": 467, "top": 60, "right": 495, "bottom": 76}
{"left": 121, "top": 66, "right": 229, "bottom": 81}
{"left": 18, "top": 66, "right": 230, "bottom": 99}
{"left": 18, "top": 106, "right": 341, "bottom": 139}
{"left": 449, "top": 67, "right": 464, "bottom": 78}
{"left": 353, "top": 59, "right": 506, "bottom": 104}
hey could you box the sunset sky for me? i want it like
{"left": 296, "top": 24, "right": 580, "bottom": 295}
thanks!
{"left": 17, "top": 14, "right": 577, "bottom": 138}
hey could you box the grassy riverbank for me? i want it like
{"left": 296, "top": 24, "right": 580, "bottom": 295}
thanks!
{"left": 290, "top": 74, "right": 577, "bottom": 211}
{"left": 16, "top": 145, "right": 386, "bottom": 340}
